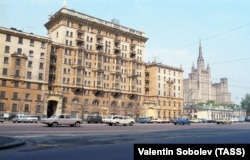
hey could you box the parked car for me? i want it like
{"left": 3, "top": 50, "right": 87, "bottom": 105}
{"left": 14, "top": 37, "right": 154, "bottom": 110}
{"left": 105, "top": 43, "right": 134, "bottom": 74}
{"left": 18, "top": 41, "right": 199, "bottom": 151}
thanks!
{"left": 161, "top": 118, "right": 170, "bottom": 123}
{"left": 245, "top": 116, "right": 250, "bottom": 122}
{"left": 230, "top": 117, "right": 239, "bottom": 123}
{"left": 206, "top": 119, "right": 216, "bottom": 123}
{"left": 172, "top": 117, "right": 190, "bottom": 125}
{"left": 151, "top": 118, "right": 162, "bottom": 123}
{"left": 137, "top": 117, "right": 152, "bottom": 123}
{"left": 198, "top": 118, "right": 207, "bottom": 123}
{"left": 216, "top": 119, "right": 232, "bottom": 125}
{"left": 103, "top": 115, "right": 135, "bottom": 126}
{"left": 12, "top": 114, "right": 28, "bottom": 123}
{"left": 190, "top": 118, "right": 201, "bottom": 123}
{"left": 0, "top": 116, "right": 4, "bottom": 123}
{"left": 86, "top": 116, "right": 102, "bottom": 123}
{"left": 26, "top": 115, "right": 39, "bottom": 123}
{"left": 41, "top": 114, "right": 82, "bottom": 127}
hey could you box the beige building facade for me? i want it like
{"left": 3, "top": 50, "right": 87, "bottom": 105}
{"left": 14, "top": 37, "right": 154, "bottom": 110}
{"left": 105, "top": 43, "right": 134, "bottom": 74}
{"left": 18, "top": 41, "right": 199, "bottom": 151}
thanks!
{"left": 0, "top": 27, "right": 49, "bottom": 119}
{"left": 0, "top": 7, "right": 184, "bottom": 120}
{"left": 44, "top": 7, "right": 148, "bottom": 119}
{"left": 144, "top": 62, "right": 184, "bottom": 119}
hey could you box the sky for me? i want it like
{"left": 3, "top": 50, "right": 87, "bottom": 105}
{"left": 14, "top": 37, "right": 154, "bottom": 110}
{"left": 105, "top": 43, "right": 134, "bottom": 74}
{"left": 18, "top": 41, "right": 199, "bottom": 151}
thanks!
{"left": 1, "top": 0, "right": 250, "bottom": 105}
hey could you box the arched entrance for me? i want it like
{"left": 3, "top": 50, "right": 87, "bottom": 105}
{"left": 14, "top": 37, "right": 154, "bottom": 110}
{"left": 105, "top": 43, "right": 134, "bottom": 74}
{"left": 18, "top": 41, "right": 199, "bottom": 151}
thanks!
{"left": 47, "top": 100, "right": 58, "bottom": 118}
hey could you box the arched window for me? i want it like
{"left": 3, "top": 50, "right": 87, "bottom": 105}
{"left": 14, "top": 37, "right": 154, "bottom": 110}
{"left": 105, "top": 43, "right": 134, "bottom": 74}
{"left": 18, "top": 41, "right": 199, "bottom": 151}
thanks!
{"left": 111, "top": 101, "right": 117, "bottom": 107}
{"left": 128, "top": 103, "right": 133, "bottom": 108}
{"left": 93, "top": 100, "right": 99, "bottom": 106}
{"left": 72, "top": 98, "right": 79, "bottom": 104}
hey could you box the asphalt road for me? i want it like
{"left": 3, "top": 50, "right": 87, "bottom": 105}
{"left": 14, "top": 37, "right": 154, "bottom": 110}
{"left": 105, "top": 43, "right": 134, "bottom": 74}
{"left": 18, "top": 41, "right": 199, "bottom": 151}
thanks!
{"left": 1, "top": 122, "right": 250, "bottom": 160}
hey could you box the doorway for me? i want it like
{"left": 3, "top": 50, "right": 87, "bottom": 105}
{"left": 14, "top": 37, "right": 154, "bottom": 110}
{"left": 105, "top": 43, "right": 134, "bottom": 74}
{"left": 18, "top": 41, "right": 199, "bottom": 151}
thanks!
{"left": 47, "top": 101, "right": 58, "bottom": 118}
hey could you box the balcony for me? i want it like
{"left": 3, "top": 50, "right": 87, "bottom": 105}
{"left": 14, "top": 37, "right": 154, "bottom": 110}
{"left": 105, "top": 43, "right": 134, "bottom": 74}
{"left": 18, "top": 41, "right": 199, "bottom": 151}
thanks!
{"left": 130, "top": 50, "right": 136, "bottom": 58}
{"left": 50, "top": 61, "right": 56, "bottom": 67}
{"left": 96, "top": 40, "right": 104, "bottom": 47}
{"left": 76, "top": 36, "right": 84, "bottom": 42}
{"left": 114, "top": 37, "right": 121, "bottom": 43}
{"left": 96, "top": 33, "right": 103, "bottom": 40}
{"left": 77, "top": 28, "right": 85, "bottom": 34}
{"left": 46, "top": 91, "right": 63, "bottom": 97}
{"left": 49, "top": 71, "right": 56, "bottom": 77}
{"left": 71, "top": 64, "right": 85, "bottom": 70}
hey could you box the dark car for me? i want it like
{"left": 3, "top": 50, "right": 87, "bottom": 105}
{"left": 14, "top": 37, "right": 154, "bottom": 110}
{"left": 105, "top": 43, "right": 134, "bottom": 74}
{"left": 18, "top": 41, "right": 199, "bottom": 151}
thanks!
{"left": 86, "top": 116, "right": 103, "bottom": 124}
{"left": 172, "top": 117, "right": 190, "bottom": 125}
{"left": 137, "top": 117, "right": 152, "bottom": 123}
{"left": 0, "top": 116, "right": 4, "bottom": 123}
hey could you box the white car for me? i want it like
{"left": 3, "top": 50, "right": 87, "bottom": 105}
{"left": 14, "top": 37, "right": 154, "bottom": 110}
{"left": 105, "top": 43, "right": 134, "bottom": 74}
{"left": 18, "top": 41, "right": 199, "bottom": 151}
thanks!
{"left": 12, "top": 115, "right": 28, "bottom": 123}
{"left": 26, "top": 115, "right": 39, "bottom": 123}
{"left": 41, "top": 114, "right": 82, "bottom": 127}
{"left": 102, "top": 115, "right": 135, "bottom": 126}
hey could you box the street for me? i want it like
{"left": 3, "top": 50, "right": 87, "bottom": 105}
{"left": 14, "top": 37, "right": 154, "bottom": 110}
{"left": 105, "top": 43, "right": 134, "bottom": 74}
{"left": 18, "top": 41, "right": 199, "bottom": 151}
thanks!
{"left": 1, "top": 122, "right": 250, "bottom": 160}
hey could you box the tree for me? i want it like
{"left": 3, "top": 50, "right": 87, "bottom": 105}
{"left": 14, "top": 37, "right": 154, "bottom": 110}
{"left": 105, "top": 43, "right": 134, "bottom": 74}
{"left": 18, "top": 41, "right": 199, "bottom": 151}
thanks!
{"left": 241, "top": 93, "right": 250, "bottom": 112}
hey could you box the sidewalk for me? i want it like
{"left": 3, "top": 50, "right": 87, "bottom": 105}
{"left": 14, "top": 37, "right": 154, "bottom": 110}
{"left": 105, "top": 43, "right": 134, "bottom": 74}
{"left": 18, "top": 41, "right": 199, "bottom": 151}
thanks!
{"left": 0, "top": 136, "right": 25, "bottom": 150}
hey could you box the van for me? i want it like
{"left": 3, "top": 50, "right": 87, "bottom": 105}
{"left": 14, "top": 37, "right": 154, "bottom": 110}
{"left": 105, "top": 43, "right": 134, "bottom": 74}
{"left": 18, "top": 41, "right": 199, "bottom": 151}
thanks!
{"left": 12, "top": 114, "right": 27, "bottom": 123}
{"left": 86, "top": 116, "right": 102, "bottom": 123}
{"left": 12, "top": 114, "right": 38, "bottom": 123}
{"left": 26, "top": 115, "right": 38, "bottom": 123}
{"left": 102, "top": 115, "right": 135, "bottom": 126}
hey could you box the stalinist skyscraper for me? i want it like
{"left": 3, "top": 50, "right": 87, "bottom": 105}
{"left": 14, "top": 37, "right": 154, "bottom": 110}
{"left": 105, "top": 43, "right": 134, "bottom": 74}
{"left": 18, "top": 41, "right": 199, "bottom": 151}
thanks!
{"left": 184, "top": 42, "right": 232, "bottom": 106}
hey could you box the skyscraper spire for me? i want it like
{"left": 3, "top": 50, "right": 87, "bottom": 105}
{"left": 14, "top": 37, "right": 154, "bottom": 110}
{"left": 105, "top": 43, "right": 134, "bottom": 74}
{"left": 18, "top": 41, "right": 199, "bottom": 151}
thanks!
{"left": 198, "top": 39, "right": 203, "bottom": 59}
{"left": 197, "top": 39, "right": 204, "bottom": 69}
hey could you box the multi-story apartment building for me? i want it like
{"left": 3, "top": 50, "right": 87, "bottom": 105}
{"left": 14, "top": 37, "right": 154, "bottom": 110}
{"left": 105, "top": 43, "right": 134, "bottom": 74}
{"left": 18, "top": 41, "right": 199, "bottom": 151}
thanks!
{"left": 0, "top": 27, "right": 49, "bottom": 119}
{"left": 143, "top": 61, "right": 184, "bottom": 119}
{"left": 0, "top": 7, "right": 185, "bottom": 120}
{"left": 44, "top": 7, "right": 148, "bottom": 119}
{"left": 184, "top": 42, "right": 232, "bottom": 106}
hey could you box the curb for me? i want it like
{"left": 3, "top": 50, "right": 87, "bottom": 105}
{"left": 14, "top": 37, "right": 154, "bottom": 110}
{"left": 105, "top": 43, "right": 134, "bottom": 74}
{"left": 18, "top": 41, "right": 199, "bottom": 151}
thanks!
{"left": 0, "top": 137, "right": 26, "bottom": 150}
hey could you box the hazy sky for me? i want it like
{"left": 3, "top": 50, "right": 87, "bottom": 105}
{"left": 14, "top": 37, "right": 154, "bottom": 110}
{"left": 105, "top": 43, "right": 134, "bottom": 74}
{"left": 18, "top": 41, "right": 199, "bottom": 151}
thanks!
{"left": 1, "top": 0, "right": 250, "bottom": 104}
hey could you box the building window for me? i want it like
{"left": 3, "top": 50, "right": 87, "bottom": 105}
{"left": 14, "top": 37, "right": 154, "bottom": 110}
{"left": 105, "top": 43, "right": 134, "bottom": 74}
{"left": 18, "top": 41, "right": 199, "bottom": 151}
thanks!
{"left": 40, "top": 52, "right": 44, "bottom": 58}
{"left": 36, "top": 105, "right": 41, "bottom": 113}
{"left": 29, "top": 50, "right": 33, "bottom": 57}
{"left": 26, "top": 82, "right": 31, "bottom": 89}
{"left": 30, "top": 39, "right": 34, "bottom": 46}
{"left": 39, "top": 63, "right": 44, "bottom": 69}
{"left": 0, "top": 103, "right": 4, "bottom": 111}
{"left": 41, "top": 42, "right": 45, "bottom": 48}
{"left": 12, "top": 103, "right": 17, "bottom": 112}
{"left": 15, "top": 70, "right": 20, "bottom": 77}
{"left": 25, "top": 93, "right": 30, "bottom": 100}
{"left": 14, "top": 81, "right": 19, "bottom": 87}
{"left": 17, "top": 48, "right": 22, "bottom": 54}
{"left": 24, "top": 104, "right": 29, "bottom": 112}
{"left": 2, "top": 68, "right": 8, "bottom": 75}
{"left": 38, "top": 73, "right": 43, "bottom": 80}
{"left": 28, "top": 61, "right": 32, "bottom": 67}
{"left": 6, "top": 34, "right": 11, "bottom": 41}
{"left": 16, "top": 59, "right": 21, "bottom": 66}
{"left": 4, "top": 46, "right": 10, "bottom": 53}
{"left": 37, "top": 94, "right": 41, "bottom": 101}
{"left": 4, "top": 57, "right": 9, "bottom": 64}
{"left": 27, "top": 71, "right": 32, "bottom": 79}
{"left": 13, "top": 92, "right": 18, "bottom": 99}
{"left": 18, "top": 37, "right": 23, "bottom": 44}
{"left": 38, "top": 84, "right": 42, "bottom": 90}
{"left": 1, "top": 80, "right": 6, "bottom": 86}
{"left": 0, "top": 91, "right": 6, "bottom": 98}
{"left": 93, "top": 100, "right": 99, "bottom": 106}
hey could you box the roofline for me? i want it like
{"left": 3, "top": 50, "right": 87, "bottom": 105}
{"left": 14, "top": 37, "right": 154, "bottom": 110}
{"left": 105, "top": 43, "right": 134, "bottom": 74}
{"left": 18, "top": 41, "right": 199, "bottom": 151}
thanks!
{"left": 45, "top": 8, "right": 148, "bottom": 42}
{"left": 0, "top": 26, "right": 50, "bottom": 41}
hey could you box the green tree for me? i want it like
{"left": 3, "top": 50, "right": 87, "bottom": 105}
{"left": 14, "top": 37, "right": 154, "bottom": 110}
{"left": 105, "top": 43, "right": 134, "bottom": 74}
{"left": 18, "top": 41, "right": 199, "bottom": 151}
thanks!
{"left": 241, "top": 93, "right": 250, "bottom": 112}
